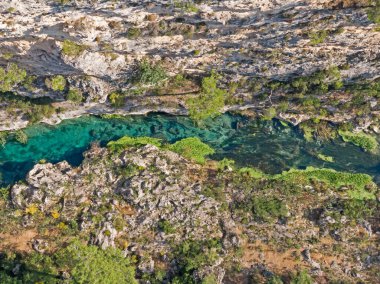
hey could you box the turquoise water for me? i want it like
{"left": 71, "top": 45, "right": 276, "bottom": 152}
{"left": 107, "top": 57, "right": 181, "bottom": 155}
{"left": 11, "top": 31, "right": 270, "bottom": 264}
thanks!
{"left": 1, "top": 113, "right": 380, "bottom": 185}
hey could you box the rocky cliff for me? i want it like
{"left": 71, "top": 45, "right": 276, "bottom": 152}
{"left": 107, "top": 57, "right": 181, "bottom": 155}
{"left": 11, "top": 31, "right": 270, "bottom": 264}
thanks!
{"left": 0, "top": 0, "right": 379, "bottom": 131}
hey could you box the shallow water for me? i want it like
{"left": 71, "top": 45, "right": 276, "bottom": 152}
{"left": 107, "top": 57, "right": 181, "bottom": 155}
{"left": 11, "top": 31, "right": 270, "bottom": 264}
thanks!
{"left": 1, "top": 113, "right": 379, "bottom": 185}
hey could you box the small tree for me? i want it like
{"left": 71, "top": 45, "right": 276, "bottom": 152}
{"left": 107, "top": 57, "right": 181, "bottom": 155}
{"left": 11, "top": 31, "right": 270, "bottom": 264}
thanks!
{"left": 186, "top": 71, "right": 226, "bottom": 122}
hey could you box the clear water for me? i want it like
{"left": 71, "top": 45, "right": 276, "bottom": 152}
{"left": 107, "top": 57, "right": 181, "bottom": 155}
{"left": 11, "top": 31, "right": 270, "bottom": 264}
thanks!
{"left": 1, "top": 113, "right": 379, "bottom": 185}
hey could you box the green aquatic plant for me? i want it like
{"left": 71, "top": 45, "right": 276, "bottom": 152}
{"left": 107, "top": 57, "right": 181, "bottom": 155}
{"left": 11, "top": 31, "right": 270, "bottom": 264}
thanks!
{"left": 107, "top": 136, "right": 162, "bottom": 152}
{"left": 168, "top": 137, "right": 215, "bottom": 164}
{"left": 14, "top": 130, "right": 28, "bottom": 144}
{"left": 109, "top": 135, "right": 215, "bottom": 164}
{"left": 0, "top": 131, "right": 9, "bottom": 147}
{"left": 338, "top": 130, "right": 378, "bottom": 152}
{"left": 317, "top": 153, "right": 334, "bottom": 162}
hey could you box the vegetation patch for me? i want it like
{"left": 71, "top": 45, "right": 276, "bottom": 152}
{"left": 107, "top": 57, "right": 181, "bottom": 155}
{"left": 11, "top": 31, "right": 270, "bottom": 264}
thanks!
{"left": 66, "top": 88, "right": 83, "bottom": 103}
{"left": 171, "top": 239, "right": 222, "bottom": 283}
{"left": 157, "top": 219, "right": 175, "bottom": 234}
{"left": 127, "top": 27, "right": 141, "bottom": 39}
{"left": 174, "top": 1, "right": 199, "bottom": 13}
{"left": 251, "top": 196, "right": 288, "bottom": 222}
{"left": 338, "top": 130, "right": 378, "bottom": 152}
{"left": 275, "top": 166, "right": 375, "bottom": 194}
{"left": 238, "top": 167, "right": 265, "bottom": 179}
{"left": 108, "top": 92, "right": 126, "bottom": 107}
{"left": 168, "top": 137, "right": 215, "bottom": 164}
{"left": 132, "top": 59, "right": 167, "bottom": 86}
{"left": 0, "top": 63, "right": 27, "bottom": 92}
{"left": 308, "top": 30, "right": 329, "bottom": 45}
{"left": 317, "top": 153, "right": 334, "bottom": 162}
{"left": 13, "top": 130, "right": 28, "bottom": 144}
{"left": 107, "top": 136, "right": 162, "bottom": 153}
{"left": 45, "top": 75, "right": 66, "bottom": 91}
{"left": 107, "top": 136, "right": 215, "bottom": 164}
{"left": 186, "top": 71, "right": 226, "bottom": 122}
{"left": 367, "top": 0, "right": 380, "bottom": 24}
{"left": 0, "top": 241, "right": 137, "bottom": 283}
{"left": 61, "top": 39, "right": 87, "bottom": 57}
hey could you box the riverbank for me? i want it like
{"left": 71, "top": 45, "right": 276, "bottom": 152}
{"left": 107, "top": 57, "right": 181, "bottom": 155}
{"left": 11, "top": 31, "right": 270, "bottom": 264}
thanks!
{"left": 1, "top": 113, "right": 380, "bottom": 186}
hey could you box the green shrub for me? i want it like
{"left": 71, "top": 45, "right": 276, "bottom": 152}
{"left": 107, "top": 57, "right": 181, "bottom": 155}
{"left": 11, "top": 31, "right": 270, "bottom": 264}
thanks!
{"left": 238, "top": 167, "right": 265, "bottom": 179}
{"left": 157, "top": 219, "right": 175, "bottom": 234}
{"left": 342, "top": 199, "right": 375, "bottom": 221}
{"left": 186, "top": 71, "right": 226, "bottom": 122}
{"left": 55, "top": 241, "right": 137, "bottom": 284}
{"left": 0, "top": 63, "right": 27, "bottom": 92}
{"left": 22, "top": 75, "right": 36, "bottom": 91}
{"left": 133, "top": 59, "right": 167, "bottom": 86}
{"left": 168, "top": 137, "right": 215, "bottom": 164}
{"left": 309, "top": 30, "right": 329, "bottom": 45}
{"left": 107, "top": 136, "right": 162, "bottom": 153}
{"left": 174, "top": 1, "right": 199, "bottom": 13}
{"left": 108, "top": 92, "right": 125, "bottom": 107}
{"left": 66, "top": 88, "right": 83, "bottom": 103}
{"left": 290, "top": 66, "right": 342, "bottom": 95}
{"left": 262, "top": 107, "right": 277, "bottom": 120}
{"left": 368, "top": 0, "right": 380, "bottom": 24}
{"left": 172, "top": 239, "right": 221, "bottom": 282}
{"left": 252, "top": 196, "right": 288, "bottom": 222}
{"left": 267, "top": 275, "right": 284, "bottom": 284}
{"left": 202, "top": 274, "right": 218, "bottom": 284}
{"left": 217, "top": 158, "right": 235, "bottom": 171}
{"left": 46, "top": 75, "right": 66, "bottom": 91}
{"left": 338, "top": 130, "right": 378, "bottom": 152}
{"left": 127, "top": 27, "right": 141, "bottom": 39}
{"left": 61, "top": 39, "right": 87, "bottom": 57}
{"left": 26, "top": 104, "right": 55, "bottom": 123}
{"left": 290, "top": 270, "right": 313, "bottom": 284}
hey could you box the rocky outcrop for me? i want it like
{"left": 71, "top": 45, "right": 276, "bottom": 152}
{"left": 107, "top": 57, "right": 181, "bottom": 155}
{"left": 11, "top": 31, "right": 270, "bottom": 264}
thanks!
{"left": 7, "top": 142, "right": 379, "bottom": 282}
{"left": 10, "top": 144, "right": 237, "bottom": 282}
{"left": 0, "top": 0, "right": 379, "bottom": 130}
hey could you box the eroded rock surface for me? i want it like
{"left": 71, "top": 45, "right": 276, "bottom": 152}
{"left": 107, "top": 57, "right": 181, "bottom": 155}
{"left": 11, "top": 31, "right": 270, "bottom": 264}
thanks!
{"left": 6, "top": 142, "right": 379, "bottom": 283}
{"left": 0, "top": 0, "right": 379, "bottom": 130}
